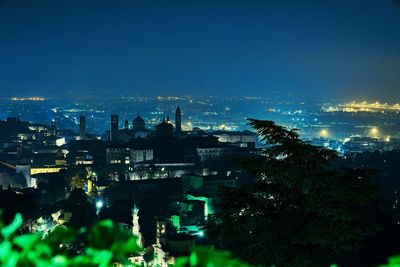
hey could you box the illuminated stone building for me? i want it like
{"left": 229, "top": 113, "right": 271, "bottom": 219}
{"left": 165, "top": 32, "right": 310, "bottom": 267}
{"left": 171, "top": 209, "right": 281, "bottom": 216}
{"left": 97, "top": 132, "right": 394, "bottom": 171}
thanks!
{"left": 196, "top": 145, "right": 235, "bottom": 162}
{"left": 211, "top": 130, "right": 257, "bottom": 144}
{"left": 109, "top": 113, "right": 152, "bottom": 142}
{"left": 106, "top": 143, "right": 154, "bottom": 165}
{"left": 55, "top": 148, "right": 66, "bottom": 166}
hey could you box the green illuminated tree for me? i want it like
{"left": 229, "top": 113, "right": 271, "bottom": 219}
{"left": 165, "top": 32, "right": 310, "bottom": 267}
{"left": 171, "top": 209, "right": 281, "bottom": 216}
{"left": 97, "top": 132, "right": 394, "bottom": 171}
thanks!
{"left": 0, "top": 212, "right": 141, "bottom": 267}
{"left": 70, "top": 175, "right": 86, "bottom": 189}
{"left": 62, "top": 165, "right": 87, "bottom": 188}
{"left": 207, "top": 119, "right": 379, "bottom": 267}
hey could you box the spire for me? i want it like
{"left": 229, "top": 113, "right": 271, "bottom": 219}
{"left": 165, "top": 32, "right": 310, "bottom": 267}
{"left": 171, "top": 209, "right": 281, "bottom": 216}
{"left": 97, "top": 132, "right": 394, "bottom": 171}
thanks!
{"left": 175, "top": 106, "right": 182, "bottom": 134}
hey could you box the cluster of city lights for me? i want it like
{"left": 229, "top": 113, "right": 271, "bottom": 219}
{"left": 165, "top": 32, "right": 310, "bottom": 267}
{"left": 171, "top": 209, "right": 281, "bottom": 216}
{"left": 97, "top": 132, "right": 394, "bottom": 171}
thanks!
{"left": 317, "top": 126, "right": 392, "bottom": 142}
{"left": 11, "top": 97, "right": 46, "bottom": 101}
{"left": 323, "top": 101, "right": 400, "bottom": 113}
{"left": 319, "top": 129, "right": 329, "bottom": 138}
{"left": 155, "top": 96, "right": 183, "bottom": 100}
{"left": 368, "top": 127, "right": 391, "bottom": 141}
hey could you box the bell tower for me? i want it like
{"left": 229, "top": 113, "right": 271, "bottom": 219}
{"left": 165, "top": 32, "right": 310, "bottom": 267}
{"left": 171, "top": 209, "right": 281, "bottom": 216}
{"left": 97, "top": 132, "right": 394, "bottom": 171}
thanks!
{"left": 110, "top": 114, "right": 119, "bottom": 141}
{"left": 175, "top": 106, "right": 181, "bottom": 134}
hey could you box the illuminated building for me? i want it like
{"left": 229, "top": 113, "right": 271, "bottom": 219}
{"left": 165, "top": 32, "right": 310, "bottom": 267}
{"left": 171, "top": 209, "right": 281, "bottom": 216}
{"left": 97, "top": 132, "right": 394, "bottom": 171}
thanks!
{"left": 196, "top": 145, "right": 235, "bottom": 162}
{"left": 105, "top": 147, "right": 127, "bottom": 164}
{"left": 0, "top": 163, "right": 33, "bottom": 188}
{"left": 106, "top": 143, "right": 153, "bottom": 165}
{"left": 132, "top": 205, "right": 143, "bottom": 247}
{"left": 87, "top": 178, "right": 93, "bottom": 195}
{"left": 342, "top": 137, "right": 384, "bottom": 154}
{"left": 75, "top": 154, "right": 94, "bottom": 165}
{"left": 56, "top": 137, "right": 66, "bottom": 147}
{"left": 108, "top": 113, "right": 152, "bottom": 142}
{"left": 156, "top": 220, "right": 167, "bottom": 246}
{"left": 30, "top": 166, "right": 66, "bottom": 175}
{"left": 151, "top": 243, "right": 168, "bottom": 267}
{"left": 211, "top": 130, "right": 257, "bottom": 144}
{"left": 55, "top": 148, "right": 66, "bottom": 166}
{"left": 130, "top": 149, "right": 153, "bottom": 163}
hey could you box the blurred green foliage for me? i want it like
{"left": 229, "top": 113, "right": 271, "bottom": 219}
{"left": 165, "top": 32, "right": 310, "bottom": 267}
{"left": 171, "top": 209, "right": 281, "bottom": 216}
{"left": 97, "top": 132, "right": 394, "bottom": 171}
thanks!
{"left": 175, "top": 246, "right": 249, "bottom": 267}
{"left": 378, "top": 256, "right": 400, "bottom": 267}
{"left": 0, "top": 212, "right": 249, "bottom": 267}
{"left": 2, "top": 211, "right": 395, "bottom": 267}
{"left": 0, "top": 211, "right": 140, "bottom": 267}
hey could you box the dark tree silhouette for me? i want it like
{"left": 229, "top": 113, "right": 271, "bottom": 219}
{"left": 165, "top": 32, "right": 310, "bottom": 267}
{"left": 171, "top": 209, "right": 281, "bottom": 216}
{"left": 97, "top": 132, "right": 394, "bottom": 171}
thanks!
{"left": 63, "top": 189, "right": 96, "bottom": 229}
{"left": 207, "top": 119, "right": 378, "bottom": 267}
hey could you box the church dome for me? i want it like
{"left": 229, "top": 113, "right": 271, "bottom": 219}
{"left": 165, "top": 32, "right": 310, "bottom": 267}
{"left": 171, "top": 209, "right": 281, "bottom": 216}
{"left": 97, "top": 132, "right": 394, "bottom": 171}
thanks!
{"left": 133, "top": 114, "right": 145, "bottom": 123}
{"left": 133, "top": 114, "right": 145, "bottom": 131}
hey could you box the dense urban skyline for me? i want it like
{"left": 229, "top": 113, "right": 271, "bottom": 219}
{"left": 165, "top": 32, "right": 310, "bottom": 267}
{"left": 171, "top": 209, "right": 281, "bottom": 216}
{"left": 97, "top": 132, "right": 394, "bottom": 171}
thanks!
{"left": 1, "top": 2, "right": 400, "bottom": 266}
{"left": 1, "top": 0, "right": 400, "bottom": 100}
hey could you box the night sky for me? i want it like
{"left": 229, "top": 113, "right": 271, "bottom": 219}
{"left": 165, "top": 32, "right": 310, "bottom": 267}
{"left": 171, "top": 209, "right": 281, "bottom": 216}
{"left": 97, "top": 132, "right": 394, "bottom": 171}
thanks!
{"left": 0, "top": 0, "right": 399, "bottom": 100}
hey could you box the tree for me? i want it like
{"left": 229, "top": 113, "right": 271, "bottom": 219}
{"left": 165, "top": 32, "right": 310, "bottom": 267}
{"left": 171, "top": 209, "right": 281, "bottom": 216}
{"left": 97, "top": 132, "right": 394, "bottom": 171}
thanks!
{"left": 60, "top": 189, "right": 97, "bottom": 229}
{"left": 62, "top": 165, "right": 87, "bottom": 188}
{"left": 0, "top": 212, "right": 141, "bottom": 267}
{"left": 207, "top": 119, "right": 379, "bottom": 267}
{"left": 70, "top": 175, "right": 86, "bottom": 189}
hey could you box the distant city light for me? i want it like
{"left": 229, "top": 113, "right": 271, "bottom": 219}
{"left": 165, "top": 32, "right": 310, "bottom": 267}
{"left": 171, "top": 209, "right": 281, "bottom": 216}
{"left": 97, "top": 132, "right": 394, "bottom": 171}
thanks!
{"left": 370, "top": 127, "right": 379, "bottom": 137}
{"left": 323, "top": 101, "right": 400, "bottom": 113}
{"left": 11, "top": 97, "right": 45, "bottom": 101}
{"left": 319, "top": 129, "right": 329, "bottom": 138}
{"left": 96, "top": 200, "right": 104, "bottom": 210}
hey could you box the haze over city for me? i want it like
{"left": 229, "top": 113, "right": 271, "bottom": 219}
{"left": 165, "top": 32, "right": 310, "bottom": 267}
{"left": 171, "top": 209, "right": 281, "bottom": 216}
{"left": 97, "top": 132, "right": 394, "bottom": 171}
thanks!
{"left": 1, "top": 1, "right": 400, "bottom": 267}
{"left": 1, "top": 0, "right": 400, "bottom": 101}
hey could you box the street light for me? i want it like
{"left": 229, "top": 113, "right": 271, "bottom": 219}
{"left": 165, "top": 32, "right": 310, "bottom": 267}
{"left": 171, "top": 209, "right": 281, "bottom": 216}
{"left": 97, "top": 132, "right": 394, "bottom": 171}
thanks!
{"left": 96, "top": 200, "right": 104, "bottom": 209}
{"left": 370, "top": 127, "right": 379, "bottom": 137}
{"left": 95, "top": 200, "right": 104, "bottom": 215}
{"left": 319, "top": 129, "right": 329, "bottom": 138}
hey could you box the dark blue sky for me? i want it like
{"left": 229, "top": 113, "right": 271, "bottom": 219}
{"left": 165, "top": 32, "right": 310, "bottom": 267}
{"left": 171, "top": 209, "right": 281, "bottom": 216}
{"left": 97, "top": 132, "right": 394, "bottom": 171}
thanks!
{"left": 0, "top": 0, "right": 399, "bottom": 100}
